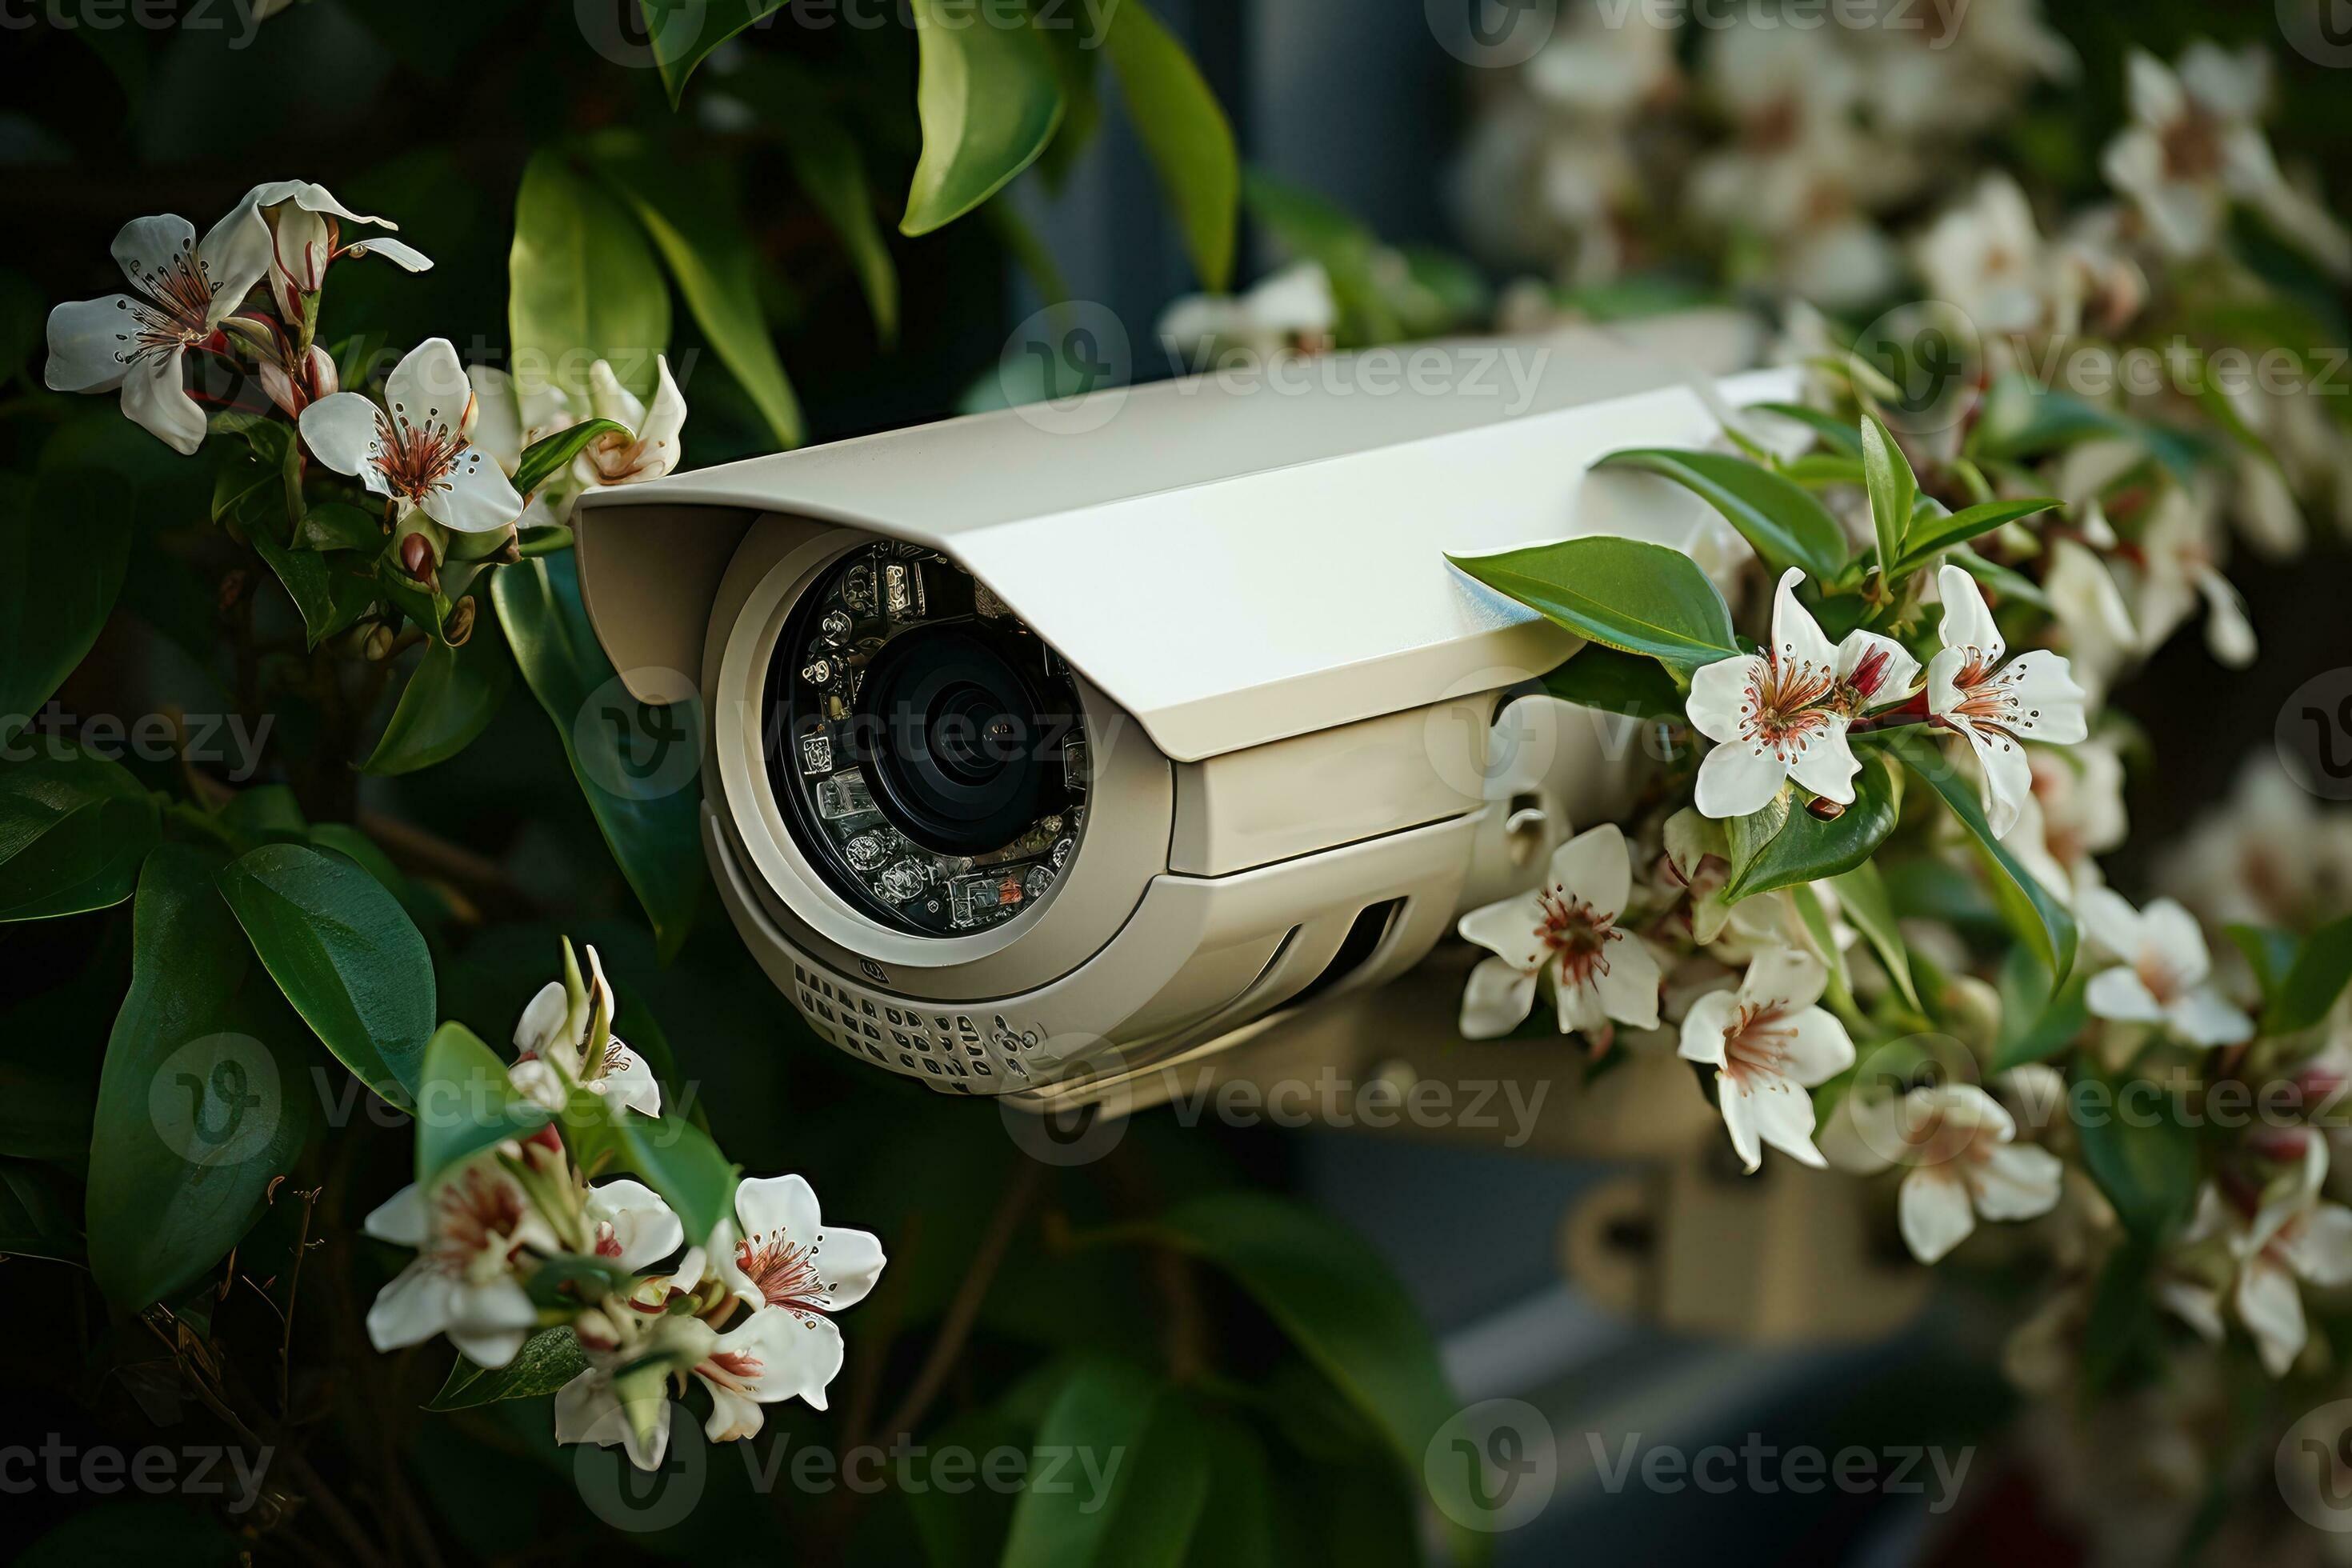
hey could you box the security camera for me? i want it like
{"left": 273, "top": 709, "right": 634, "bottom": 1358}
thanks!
{"left": 573, "top": 314, "right": 1793, "bottom": 1111}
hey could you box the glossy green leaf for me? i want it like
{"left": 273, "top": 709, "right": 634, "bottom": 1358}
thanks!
{"left": 1881, "top": 730, "right": 2076, "bottom": 981}
{"left": 1591, "top": 448, "right": 1846, "bottom": 582}
{"left": 414, "top": 1022, "right": 550, "bottom": 1186}
{"left": 785, "top": 109, "right": 901, "bottom": 344}
{"left": 1, "top": 469, "right": 131, "bottom": 746}
{"left": 588, "top": 138, "right": 805, "bottom": 450}
{"left": 1542, "top": 643, "right": 1687, "bottom": 723}
{"left": 1991, "top": 942, "right": 2090, "bottom": 1072}
{"left": 491, "top": 554, "right": 704, "bottom": 961}
{"left": 513, "top": 418, "right": 629, "bottom": 498}
{"left": 0, "top": 746, "right": 160, "bottom": 922}
{"left": 1138, "top": 1192, "right": 1484, "bottom": 1565}
{"left": 2266, "top": 913, "right": 2352, "bottom": 1038}
{"left": 1450, "top": 535, "right": 1738, "bottom": 674}
{"left": 2074, "top": 1066, "right": 2198, "bottom": 1243}
{"left": 1722, "top": 753, "right": 1903, "bottom": 902}
{"left": 216, "top": 843, "right": 434, "bottom": 1103}
{"left": 1000, "top": 1362, "right": 1212, "bottom": 1568}
{"left": 218, "top": 785, "right": 307, "bottom": 848}
{"left": 562, "top": 1087, "right": 738, "bottom": 1245}
{"left": 1894, "top": 498, "right": 2062, "bottom": 574}
{"left": 1859, "top": 414, "right": 1914, "bottom": 581}
{"left": 87, "top": 846, "right": 313, "bottom": 1311}
{"left": 902, "top": 0, "right": 1066, "bottom": 237}
{"left": 296, "top": 502, "right": 385, "bottom": 553}
{"left": 1723, "top": 790, "right": 1793, "bottom": 892}
{"left": 1828, "top": 858, "right": 1921, "bottom": 1014}
{"left": 509, "top": 150, "right": 671, "bottom": 406}
{"left": 1103, "top": 0, "right": 1238, "bottom": 290}
{"left": 427, "top": 1326, "right": 589, "bottom": 1411}
{"left": 637, "top": 0, "right": 786, "bottom": 105}
{"left": 361, "top": 598, "right": 514, "bottom": 776}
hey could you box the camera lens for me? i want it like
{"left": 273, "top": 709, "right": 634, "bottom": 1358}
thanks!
{"left": 766, "top": 545, "right": 1087, "bottom": 938}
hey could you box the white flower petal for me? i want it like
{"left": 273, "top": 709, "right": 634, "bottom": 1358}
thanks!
{"left": 1555, "top": 965, "right": 1610, "bottom": 1035}
{"left": 365, "top": 1263, "right": 454, "bottom": 1351}
{"left": 586, "top": 359, "right": 649, "bottom": 430}
{"left": 1591, "top": 934, "right": 1662, "bottom": 1030}
{"left": 1695, "top": 738, "right": 1789, "bottom": 820}
{"left": 1748, "top": 1077, "right": 1829, "bottom": 1168}
{"left": 2237, "top": 1254, "right": 2308, "bottom": 1378}
{"left": 1545, "top": 822, "right": 1630, "bottom": 920}
{"left": 44, "top": 295, "right": 137, "bottom": 394}
{"left": 554, "top": 1368, "right": 616, "bottom": 1446}
{"left": 1996, "top": 652, "right": 2089, "bottom": 745}
{"left": 2194, "top": 567, "right": 2258, "bottom": 667}
{"left": 1973, "top": 1142, "right": 2065, "bottom": 1222}
{"left": 110, "top": 214, "right": 199, "bottom": 290}
{"left": 2074, "top": 885, "right": 2145, "bottom": 961}
{"left": 1786, "top": 721, "right": 1861, "bottom": 805}
{"left": 344, "top": 234, "right": 434, "bottom": 272}
{"left": 118, "top": 349, "right": 205, "bottom": 455}
{"left": 2140, "top": 898, "right": 2213, "bottom": 989}
{"left": 1962, "top": 722, "right": 2035, "bottom": 840}
{"left": 422, "top": 450, "right": 526, "bottom": 536}
{"left": 706, "top": 1304, "right": 845, "bottom": 1410}
{"left": 734, "top": 1174, "right": 823, "bottom": 1250}
{"left": 363, "top": 1182, "right": 427, "bottom": 1246}
{"left": 1458, "top": 890, "right": 1548, "bottom": 971}
{"left": 299, "top": 391, "right": 386, "bottom": 479}
{"left": 586, "top": 1177, "right": 684, "bottom": 1273}
{"left": 1935, "top": 563, "right": 2003, "bottom": 666}
{"left": 2086, "top": 966, "right": 2166, "bottom": 1024}
{"left": 1834, "top": 630, "right": 1920, "bottom": 707}
{"left": 596, "top": 1046, "right": 663, "bottom": 1118}
{"left": 1685, "top": 655, "right": 1763, "bottom": 745}
{"left": 1715, "top": 1074, "right": 1765, "bottom": 1172}
{"left": 2164, "top": 986, "right": 2254, "bottom": 1049}
{"left": 814, "top": 1226, "right": 887, "bottom": 1312}
{"left": 704, "top": 1384, "right": 767, "bottom": 1445}
{"left": 2286, "top": 1206, "right": 2352, "bottom": 1288}
{"left": 1459, "top": 954, "right": 1539, "bottom": 1039}
{"left": 1742, "top": 946, "right": 1829, "bottom": 1014}
{"left": 1678, "top": 990, "right": 1739, "bottom": 1068}
{"left": 514, "top": 979, "right": 570, "bottom": 1057}
{"left": 1781, "top": 1005, "right": 1856, "bottom": 1086}
{"left": 1767, "top": 567, "right": 1837, "bottom": 674}
{"left": 1900, "top": 1169, "right": 1978, "bottom": 1263}
{"left": 386, "top": 338, "right": 472, "bottom": 432}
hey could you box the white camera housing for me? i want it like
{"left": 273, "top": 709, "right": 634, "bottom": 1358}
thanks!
{"left": 574, "top": 317, "right": 1792, "bottom": 1110}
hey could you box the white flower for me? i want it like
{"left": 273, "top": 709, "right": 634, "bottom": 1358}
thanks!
{"left": 2102, "top": 43, "right": 2351, "bottom": 277}
{"left": 582, "top": 1178, "right": 683, "bottom": 1273}
{"left": 2168, "top": 1142, "right": 2352, "bottom": 1376}
{"left": 1678, "top": 946, "right": 1856, "bottom": 1172}
{"left": 1523, "top": 5, "right": 1678, "bottom": 122}
{"left": 508, "top": 943, "right": 662, "bottom": 1119}
{"left": 44, "top": 210, "right": 277, "bottom": 454}
{"left": 2135, "top": 483, "right": 2256, "bottom": 667}
{"left": 575, "top": 356, "right": 686, "bottom": 488}
{"left": 1825, "top": 1082, "right": 2063, "bottom": 1263}
{"left": 2157, "top": 757, "right": 2352, "bottom": 932}
{"left": 1926, "top": 564, "right": 2088, "bottom": 838}
{"left": 363, "top": 1158, "right": 557, "bottom": 1368}
{"left": 2002, "top": 737, "right": 2128, "bottom": 904}
{"left": 706, "top": 1175, "right": 888, "bottom": 1411}
{"left": 2075, "top": 886, "right": 2254, "bottom": 1048}
{"left": 1684, "top": 568, "right": 1917, "bottom": 820}
{"left": 1156, "top": 262, "right": 1336, "bottom": 365}
{"left": 1913, "top": 174, "right": 2054, "bottom": 339}
{"left": 554, "top": 1305, "right": 819, "bottom": 1467}
{"left": 228, "top": 179, "right": 432, "bottom": 314}
{"left": 299, "top": 338, "right": 522, "bottom": 534}
{"left": 1456, "top": 823, "right": 1662, "bottom": 1041}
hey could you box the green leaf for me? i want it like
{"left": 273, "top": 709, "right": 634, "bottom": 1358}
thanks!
{"left": 1591, "top": 448, "right": 1846, "bottom": 582}
{"left": 785, "top": 108, "right": 901, "bottom": 344}
{"left": 1001, "top": 1362, "right": 1213, "bottom": 1568}
{"left": 215, "top": 843, "right": 434, "bottom": 1103}
{"left": 1138, "top": 1192, "right": 1484, "bottom": 1566}
{"left": 414, "top": 1022, "right": 550, "bottom": 1185}
{"left": 1, "top": 469, "right": 131, "bottom": 746}
{"left": 1880, "top": 730, "right": 2076, "bottom": 981}
{"left": 1449, "top": 535, "right": 1738, "bottom": 674}
{"left": 2226, "top": 923, "right": 2302, "bottom": 1006}
{"left": 1102, "top": 0, "right": 1238, "bottom": 290}
{"left": 1859, "top": 414, "right": 1915, "bottom": 582}
{"left": 509, "top": 150, "right": 671, "bottom": 408}
{"left": 296, "top": 502, "right": 385, "bottom": 553}
{"left": 0, "top": 1161, "right": 81, "bottom": 1263}
{"left": 2074, "top": 1066, "right": 2198, "bottom": 1243}
{"left": 1722, "top": 754, "right": 1902, "bottom": 902}
{"left": 1748, "top": 402, "right": 1863, "bottom": 456}
{"left": 1946, "top": 544, "right": 2050, "bottom": 613}
{"left": 587, "top": 138, "right": 806, "bottom": 449}
{"left": 1723, "top": 791, "right": 1793, "bottom": 891}
{"left": 1990, "top": 943, "right": 2090, "bottom": 1072}
{"left": 902, "top": 0, "right": 1066, "bottom": 237}
{"left": 87, "top": 846, "right": 313, "bottom": 1311}
{"left": 427, "top": 1326, "right": 589, "bottom": 1411}
{"left": 1894, "top": 498, "right": 2062, "bottom": 574}
{"left": 562, "top": 1090, "right": 738, "bottom": 1245}
{"left": 218, "top": 785, "right": 307, "bottom": 847}
{"left": 513, "top": 419, "right": 629, "bottom": 498}
{"left": 0, "top": 746, "right": 160, "bottom": 922}
{"left": 491, "top": 555, "right": 704, "bottom": 961}
{"left": 636, "top": 0, "right": 785, "bottom": 105}
{"left": 361, "top": 604, "right": 514, "bottom": 776}
{"left": 1542, "top": 643, "right": 1687, "bottom": 723}
{"left": 1827, "top": 858, "right": 1921, "bottom": 1014}
{"left": 2266, "top": 913, "right": 2352, "bottom": 1038}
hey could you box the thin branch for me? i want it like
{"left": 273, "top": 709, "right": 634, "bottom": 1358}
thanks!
{"left": 872, "top": 1159, "right": 1044, "bottom": 1445}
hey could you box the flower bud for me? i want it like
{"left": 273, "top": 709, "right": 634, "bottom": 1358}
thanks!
{"left": 257, "top": 359, "right": 302, "bottom": 419}
{"left": 363, "top": 624, "right": 397, "bottom": 662}
{"left": 303, "top": 344, "right": 338, "bottom": 401}
{"left": 399, "top": 531, "right": 436, "bottom": 583}
{"left": 1806, "top": 795, "right": 1846, "bottom": 821}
